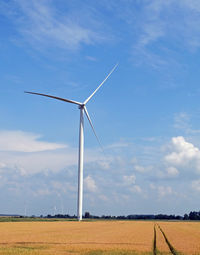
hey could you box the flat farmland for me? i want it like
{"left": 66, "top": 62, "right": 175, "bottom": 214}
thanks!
{"left": 0, "top": 220, "right": 200, "bottom": 255}
{"left": 0, "top": 221, "right": 153, "bottom": 255}
{"left": 158, "top": 221, "right": 200, "bottom": 255}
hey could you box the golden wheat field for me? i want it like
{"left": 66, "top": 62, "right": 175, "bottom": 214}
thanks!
{"left": 0, "top": 220, "right": 200, "bottom": 255}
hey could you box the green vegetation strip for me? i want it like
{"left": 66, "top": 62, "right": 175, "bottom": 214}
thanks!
{"left": 84, "top": 250, "right": 152, "bottom": 255}
{"left": 157, "top": 225, "right": 179, "bottom": 255}
{"left": 0, "top": 217, "right": 78, "bottom": 222}
{"left": 0, "top": 246, "right": 46, "bottom": 255}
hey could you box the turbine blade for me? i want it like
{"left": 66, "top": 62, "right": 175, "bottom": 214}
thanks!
{"left": 84, "top": 63, "right": 118, "bottom": 105}
{"left": 84, "top": 106, "right": 104, "bottom": 152}
{"left": 24, "top": 91, "right": 82, "bottom": 106}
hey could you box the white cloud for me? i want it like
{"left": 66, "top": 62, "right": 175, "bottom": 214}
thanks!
{"left": 166, "top": 166, "right": 179, "bottom": 177}
{"left": 0, "top": 130, "right": 122, "bottom": 176}
{"left": 129, "top": 185, "right": 142, "bottom": 193}
{"left": 131, "top": 157, "right": 137, "bottom": 164}
{"left": 51, "top": 181, "right": 76, "bottom": 193}
{"left": 134, "top": 165, "right": 146, "bottom": 173}
{"left": 156, "top": 166, "right": 179, "bottom": 179}
{"left": 96, "top": 159, "right": 111, "bottom": 170}
{"left": 33, "top": 188, "right": 51, "bottom": 197}
{"left": 165, "top": 136, "right": 200, "bottom": 166}
{"left": 86, "top": 56, "right": 97, "bottom": 62}
{"left": 106, "top": 141, "right": 130, "bottom": 149}
{"left": 150, "top": 183, "right": 173, "bottom": 197}
{"left": 131, "top": 0, "right": 200, "bottom": 67}
{"left": 143, "top": 0, "right": 200, "bottom": 48}
{"left": 192, "top": 179, "right": 200, "bottom": 192}
{"left": 0, "top": 162, "right": 7, "bottom": 169}
{"left": 134, "top": 164, "right": 152, "bottom": 173}
{"left": 174, "top": 112, "right": 190, "bottom": 131}
{"left": 138, "top": 20, "right": 165, "bottom": 47}
{"left": 183, "top": 0, "right": 200, "bottom": 11}
{"left": 84, "top": 176, "right": 97, "bottom": 192}
{"left": 173, "top": 112, "right": 200, "bottom": 134}
{"left": 158, "top": 186, "right": 173, "bottom": 197}
{"left": 98, "top": 194, "right": 109, "bottom": 201}
{"left": 0, "top": 130, "right": 66, "bottom": 152}
{"left": 150, "top": 183, "right": 156, "bottom": 190}
{"left": 0, "top": 149, "right": 78, "bottom": 175}
{"left": 2, "top": 0, "right": 104, "bottom": 51}
{"left": 123, "top": 175, "right": 136, "bottom": 185}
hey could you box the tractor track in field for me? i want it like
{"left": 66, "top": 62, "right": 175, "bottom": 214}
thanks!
{"left": 153, "top": 224, "right": 157, "bottom": 255}
{"left": 156, "top": 224, "right": 179, "bottom": 255}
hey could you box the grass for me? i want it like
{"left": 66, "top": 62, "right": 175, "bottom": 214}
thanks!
{"left": 0, "top": 247, "right": 153, "bottom": 255}
{"left": 84, "top": 250, "right": 153, "bottom": 255}
{"left": 0, "top": 217, "right": 78, "bottom": 222}
{"left": 0, "top": 247, "right": 44, "bottom": 255}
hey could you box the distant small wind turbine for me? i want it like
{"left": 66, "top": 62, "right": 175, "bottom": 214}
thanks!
{"left": 24, "top": 202, "right": 27, "bottom": 217}
{"left": 54, "top": 205, "right": 57, "bottom": 216}
{"left": 25, "top": 64, "right": 118, "bottom": 221}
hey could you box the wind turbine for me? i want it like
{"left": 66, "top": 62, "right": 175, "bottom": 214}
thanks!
{"left": 25, "top": 64, "right": 118, "bottom": 221}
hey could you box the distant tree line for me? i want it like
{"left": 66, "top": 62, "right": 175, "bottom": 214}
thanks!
{"left": 38, "top": 211, "right": 200, "bottom": 220}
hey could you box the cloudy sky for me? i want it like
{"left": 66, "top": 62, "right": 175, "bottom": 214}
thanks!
{"left": 1, "top": 0, "right": 200, "bottom": 216}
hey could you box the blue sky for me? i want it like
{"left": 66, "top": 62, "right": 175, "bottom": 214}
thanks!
{"left": 1, "top": 0, "right": 200, "bottom": 216}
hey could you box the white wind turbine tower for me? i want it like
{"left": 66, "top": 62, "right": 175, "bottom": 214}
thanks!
{"left": 25, "top": 64, "right": 118, "bottom": 221}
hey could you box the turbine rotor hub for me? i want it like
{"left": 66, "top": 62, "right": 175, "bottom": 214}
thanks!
{"left": 78, "top": 104, "right": 85, "bottom": 109}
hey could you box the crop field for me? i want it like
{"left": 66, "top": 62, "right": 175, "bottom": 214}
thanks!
{"left": 0, "top": 220, "right": 200, "bottom": 255}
